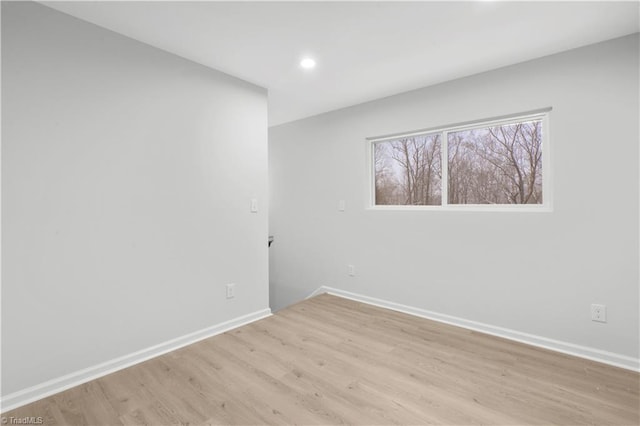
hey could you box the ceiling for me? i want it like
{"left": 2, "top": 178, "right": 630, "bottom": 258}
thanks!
{"left": 42, "top": 1, "right": 639, "bottom": 127}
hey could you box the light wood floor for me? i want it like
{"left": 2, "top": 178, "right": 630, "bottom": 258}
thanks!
{"left": 3, "top": 294, "right": 639, "bottom": 425}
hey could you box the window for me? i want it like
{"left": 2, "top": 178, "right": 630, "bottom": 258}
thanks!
{"left": 369, "top": 111, "right": 550, "bottom": 210}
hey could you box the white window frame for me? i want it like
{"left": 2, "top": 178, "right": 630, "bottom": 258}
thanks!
{"left": 366, "top": 109, "right": 552, "bottom": 212}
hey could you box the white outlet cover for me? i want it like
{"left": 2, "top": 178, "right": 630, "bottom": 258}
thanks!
{"left": 591, "top": 304, "right": 606, "bottom": 323}
{"left": 226, "top": 283, "right": 236, "bottom": 299}
{"left": 348, "top": 265, "right": 355, "bottom": 276}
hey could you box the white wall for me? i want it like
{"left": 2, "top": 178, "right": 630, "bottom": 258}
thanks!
{"left": 2, "top": 2, "right": 268, "bottom": 397}
{"left": 269, "top": 35, "right": 639, "bottom": 361}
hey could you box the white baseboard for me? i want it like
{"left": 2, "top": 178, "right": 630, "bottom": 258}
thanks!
{"left": 1, "top": 308, "right": 272, "bottom": 412}
{"left": 309, "top": 286, "right": 640, "bottom": 372}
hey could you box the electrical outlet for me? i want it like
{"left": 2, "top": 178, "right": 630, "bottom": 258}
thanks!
{"left": 338, "top": 200, "right": 346, "bottom": 212}
{"left": 226, "top": 283, "right": 236, "bottom": 299}
{"left": 348, "top": 265, "right": 355, "bottom": 277}
{"left": 591, "top": 304, "right": 606, "bottom": 323}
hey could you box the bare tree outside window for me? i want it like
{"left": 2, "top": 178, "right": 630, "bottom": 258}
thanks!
{"left": 374, "top": 133, "right": 441, "bottom": 205}
{"left": 371, "top": 114, "right": 546, "bottom": 208}
{"left": 448, "top": 120, "right": 542, "bottom": 204}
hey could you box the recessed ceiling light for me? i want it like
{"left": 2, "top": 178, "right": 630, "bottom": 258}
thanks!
{"left": 300, "top": 57, "right": 316, "bottom": 69}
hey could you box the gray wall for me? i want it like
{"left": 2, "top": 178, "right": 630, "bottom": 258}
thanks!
{"left": 269, "top": 34, "right": 639, "bottom": 359}
{"left": 2, "top": 2, "right": 268, "bottom": 395}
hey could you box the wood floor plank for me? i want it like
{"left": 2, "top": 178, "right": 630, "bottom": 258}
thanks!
{"left": 3, "top": 293, "right": 639, "bottom": 425}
